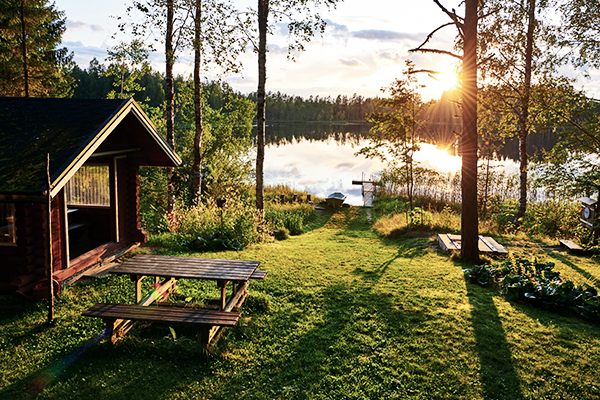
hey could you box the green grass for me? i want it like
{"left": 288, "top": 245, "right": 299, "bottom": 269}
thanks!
{"left": 2, "top": 207, "right": 600, "bottom": 399}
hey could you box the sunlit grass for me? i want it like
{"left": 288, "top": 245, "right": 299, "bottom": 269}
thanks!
{"left": 1, "top": 207, "right": 600, "bottom": 399}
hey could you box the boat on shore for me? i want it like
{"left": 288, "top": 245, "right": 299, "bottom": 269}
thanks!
{"left": 326, "top": 192, "right": 346, "bottom": 208}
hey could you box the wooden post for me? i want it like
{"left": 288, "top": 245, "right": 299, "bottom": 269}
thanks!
{"left": 46, "top": 153, "right": 54, "bottom": 322}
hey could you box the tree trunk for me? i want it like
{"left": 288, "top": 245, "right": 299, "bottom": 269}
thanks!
{"left": 514, "top": 0, "right": 536, "bottom": 226}
{"left": 192, "top": 0, "right": 203, "bottom": 204}
{"left": 166, "top": 0, "right": 176, "bottom": 210}
{"left": 461, "top": 0, "right": 479, "bottom": 263}
{"left": 165, "top": 0, "right": 177, "bottom": 212}
{"left": 256, "top": 0, "right": 268, "bottom": 211}
{"left": 20, "top": 0, "right": 29, "bottom": 97}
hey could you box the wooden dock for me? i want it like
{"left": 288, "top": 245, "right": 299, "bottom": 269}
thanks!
{"left": 352, "top": 178, "right": 376, "bottom": 224}
{"left": 438, "top": 234, "right": 508, "bottom": 255}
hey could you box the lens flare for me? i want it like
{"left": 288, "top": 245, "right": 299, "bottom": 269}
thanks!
{"left": 25, "top": 328, "right": 111, "bottom": 397}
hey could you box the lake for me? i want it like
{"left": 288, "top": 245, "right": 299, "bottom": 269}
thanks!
{"left": 262, "top": 123, "right": 519, "bottom": 206}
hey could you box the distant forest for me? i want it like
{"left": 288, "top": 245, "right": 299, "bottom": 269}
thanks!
{"left": 70, "top": 58, "right": 375, "bottom": 122}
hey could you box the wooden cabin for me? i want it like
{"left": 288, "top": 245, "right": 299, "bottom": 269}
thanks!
{"left": 0, "top": 97, "right": 181, "bottom": 298}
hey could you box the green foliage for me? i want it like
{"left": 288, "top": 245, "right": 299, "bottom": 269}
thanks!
{"left": 484, "top": 196, "right": 583, "bottom": 239}
{"left": 466, "top": 258, "right": 600, "bottom": 321}
{"left": 244, "top": 91, "right": 375, "bottom": 121}
{"left": 0, "top": 0, "right": 74, "bottom": 97}
{"left": 171, "top": 80, "right": 255, "bottom": 204}
{"left": 264, "top": 203, "right": 316, "bottom": 236}
{"left": 357, "top": 61, "right": 428, "bottom": 209}
{"left": 105, "top": 39, "right": 151, "bottom": 100}
{"left": 273, "top": 227, "right": 290, "bottom": 240}
{"left": 172, "top": 198, "right": 269, "bottom": 250}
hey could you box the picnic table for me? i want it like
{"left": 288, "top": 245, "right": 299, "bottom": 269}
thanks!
{"left": 82, "top": 254, "right": 266, "bottom": 350}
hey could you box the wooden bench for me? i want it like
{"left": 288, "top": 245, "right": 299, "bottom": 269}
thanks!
{"left": 250, "top": 270, "right": 268, "bottom": 279}
{"left": 83, "top": 303, "right": 241, "bottom": 349}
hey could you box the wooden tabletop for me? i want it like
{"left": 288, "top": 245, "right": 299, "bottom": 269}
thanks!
{"left": 110, "top": 254, "right": 260, "bottom": 282}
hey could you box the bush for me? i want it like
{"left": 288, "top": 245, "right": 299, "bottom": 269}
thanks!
{"left": 274, "top": 227, "right": 290, "bottom": 241}
{"left": 152, "top": 198, "right": 271, "bottom": 252}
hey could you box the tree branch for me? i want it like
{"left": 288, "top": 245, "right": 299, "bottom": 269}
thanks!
{"left": 433, "top": 0, "right": 464, "bottom": 38}
{"left": 411, "top": 22, "right": 455, "bottom": 51}
{"left": 409, "top": 48, "right": 462, "bottom": 60}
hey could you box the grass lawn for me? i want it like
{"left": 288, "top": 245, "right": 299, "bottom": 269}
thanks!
{"left": 1, "top": 207, "right": 600, "bottom": 399}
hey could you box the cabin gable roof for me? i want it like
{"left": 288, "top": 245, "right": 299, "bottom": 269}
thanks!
{"left": 0, "top": 97, "right": 181, "bottom": 200}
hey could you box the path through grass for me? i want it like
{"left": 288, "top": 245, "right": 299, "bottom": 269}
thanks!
{"left": 1, "top": 207, "right": 600, "bottom": 399}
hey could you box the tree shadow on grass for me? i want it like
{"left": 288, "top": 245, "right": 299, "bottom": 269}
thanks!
{"left": 455, "top": 260, "right": 525, "bottom": 399}
{"left": 0, "top": 324, "right": 216, "bottom": 400}
{"left": 544, "top": 250, "right": 600, "bottom": 289}
{"left": 351, "top": 237, "right": 430, "bottom": 282}
{"left": 219, "top": 282, "right": 442, "bottom": 398}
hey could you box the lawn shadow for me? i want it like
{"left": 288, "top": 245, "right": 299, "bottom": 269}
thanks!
{"left": 455, "top": 261, "right": 525, "bottom": 399}
{"left": 0, "top": 325, "right": 215, "bottom": 400}
{"left": 219, "top": 281, "right": 437, "bottom": 398}
{"left": 351, "top": 236, "right": 430, "bottom": 282}
{"left": 544, "top": 250, "right": 600, "bottom": 289}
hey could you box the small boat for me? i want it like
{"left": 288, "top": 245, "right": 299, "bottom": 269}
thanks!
{"left": 326, "top": 192, "right": 346, "bottom": 208}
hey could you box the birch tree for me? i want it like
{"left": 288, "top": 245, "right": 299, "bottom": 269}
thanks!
{"left": 239, "top": 0, "right": 342, "bottom": 212}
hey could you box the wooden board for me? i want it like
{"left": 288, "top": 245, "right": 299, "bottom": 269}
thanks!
{"left": 110, "top": 254, "right": 260, "bottom": 282}
{"left": 83, "top": 303, "right": 241, "bottom": 327}
{"left": 438, "top": 234, "right": 508, "bottom": 255}
{"left": 560, "top": 239, "right": 583, "bottom": 252}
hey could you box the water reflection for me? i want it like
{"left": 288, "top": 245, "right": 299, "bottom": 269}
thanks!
{"left": 263, "top": 123, "right": 521, "bottom": 206}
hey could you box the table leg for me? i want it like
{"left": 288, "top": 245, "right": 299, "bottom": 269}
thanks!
{"left": 135, "top": 276, "right": 142, "bottom": 303}
{"left": 217, "top": 280, "right": 229, "bottom": 310}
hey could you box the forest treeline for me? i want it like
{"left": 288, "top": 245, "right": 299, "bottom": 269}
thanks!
{"left": 70, "top": 58, "right": 375, "bottom": 122}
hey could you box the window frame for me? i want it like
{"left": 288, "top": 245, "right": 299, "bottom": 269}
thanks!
{"left": 0, "top": 203, "right": 16, "bottom": 246}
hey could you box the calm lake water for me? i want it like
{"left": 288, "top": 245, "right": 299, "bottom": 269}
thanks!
{"left": 262, "top": 123, "right": 519, "bottom": 206}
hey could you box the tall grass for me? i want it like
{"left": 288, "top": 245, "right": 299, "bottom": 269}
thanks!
{"left": 147, "top": 195, "right": 319, "bottom": 251}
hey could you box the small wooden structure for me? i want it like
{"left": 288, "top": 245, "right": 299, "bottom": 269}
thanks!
{"left": 559, "top": 239, "right": 583, "bottom": 252}
{"left": 579, "top": 197, "right": 597, "bottom": 229}
{"left": 438, "top": 234, "right": 508, "bottom": 255}
{"left": 0, "top": 97, "right": 181, "bottom": 297}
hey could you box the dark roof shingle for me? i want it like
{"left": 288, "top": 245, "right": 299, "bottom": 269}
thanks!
{"left": 0, "top": 97, "right": 128, "bottom": 194}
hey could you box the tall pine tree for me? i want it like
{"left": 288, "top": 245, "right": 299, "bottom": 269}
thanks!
{"left": 0, "top": 0, "right": 73, "bottom": 97}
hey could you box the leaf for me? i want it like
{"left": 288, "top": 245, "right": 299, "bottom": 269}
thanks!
{"left": 169, "top": 326, "right": 177, "bottom": 341}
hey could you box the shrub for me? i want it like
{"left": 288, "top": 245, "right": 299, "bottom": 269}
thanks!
{"left": 274, "top": 227, "right": 290, "bottom": 241}
{"left": 159, "top": 198, "right": 271, "bottom": 251}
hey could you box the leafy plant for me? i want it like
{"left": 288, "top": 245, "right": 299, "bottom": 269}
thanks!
{"left": 467, "top": 258, "right": 600, "bottom": 321}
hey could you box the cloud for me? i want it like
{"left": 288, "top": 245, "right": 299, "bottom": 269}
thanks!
{"left": 351, "top": 30, "right": 422, "bottom": 42}
{"left": 324, "top": 19, "right": 349, "bottom": 37}
{"left": 66, "top": 20, "right": 87, "bottom": 31}
{"left": 66, "top": 20, "right": 104, "bottom": 33}
{"left": 339, "top": 58, "right": 367, "bottom": 68}
{"left": 63, "top": 41, "right": 108, "bottom": 66}
{"left": 333, "top": 162, "right": 358, "bottom": 170}
{"left": 377, "top": 51, "right": 403, "bottom": 63}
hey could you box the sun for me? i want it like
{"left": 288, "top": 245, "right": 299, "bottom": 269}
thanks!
{"left": 414, "top": 143, "right": 461, "bottom": 173}
{"left": 426, "top": 63, "right": 459, "bottom": 94}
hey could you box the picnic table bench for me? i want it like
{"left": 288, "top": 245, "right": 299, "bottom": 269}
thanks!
{"left": 82, "top": 254, "right": 266, "bottom": 350}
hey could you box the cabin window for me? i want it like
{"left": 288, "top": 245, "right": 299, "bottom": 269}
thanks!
{"left": 65, "top": 165, "right": 110, "bottom": 206}
{"left": 0, "top": 203, "right": 16, "bottom": 245}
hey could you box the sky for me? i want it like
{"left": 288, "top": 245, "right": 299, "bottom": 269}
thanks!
{"left": 54, "top": 0, "right": 464, "bottom": 101}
